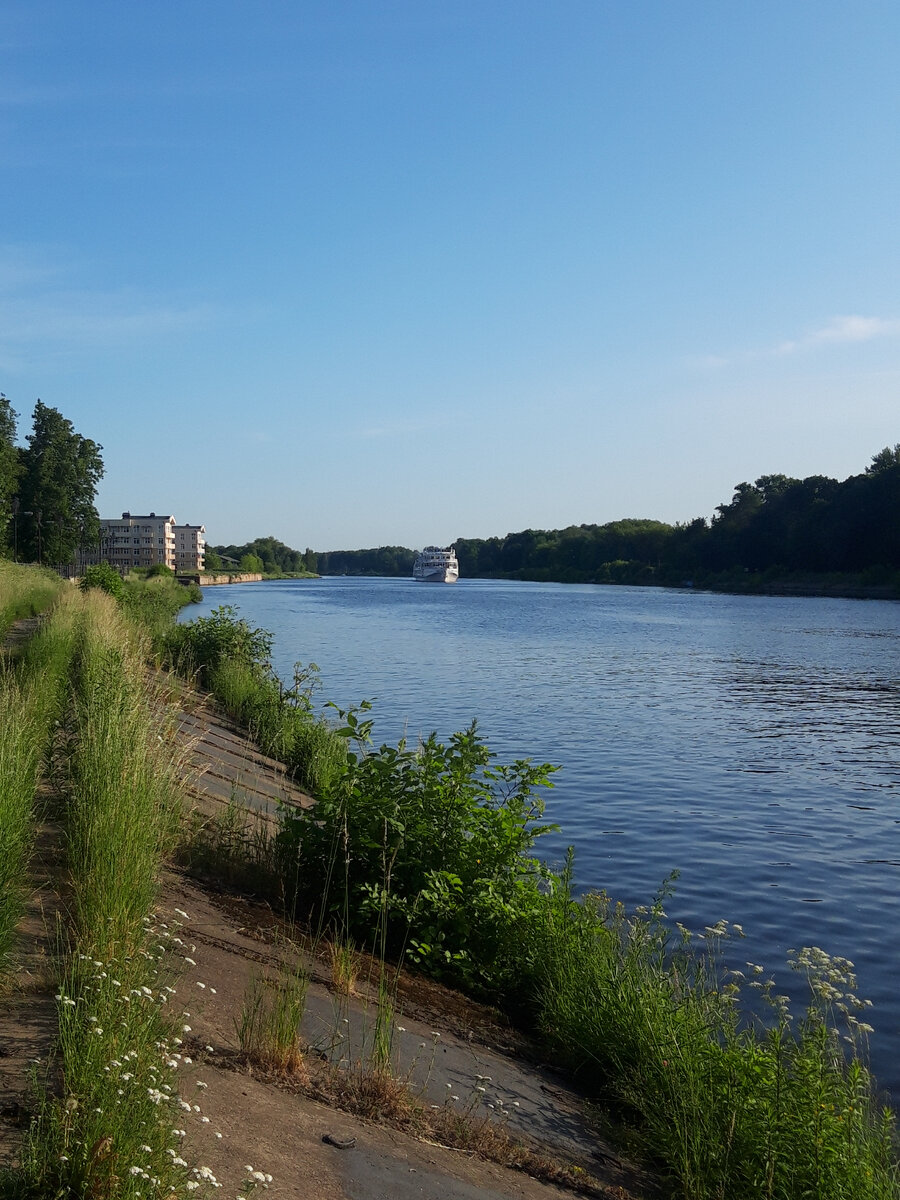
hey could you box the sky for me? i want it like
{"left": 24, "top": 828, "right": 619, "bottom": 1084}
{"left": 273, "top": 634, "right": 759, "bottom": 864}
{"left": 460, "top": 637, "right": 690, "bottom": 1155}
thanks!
{"left": 2, "top": 2, "right": 899, "bottom": 551}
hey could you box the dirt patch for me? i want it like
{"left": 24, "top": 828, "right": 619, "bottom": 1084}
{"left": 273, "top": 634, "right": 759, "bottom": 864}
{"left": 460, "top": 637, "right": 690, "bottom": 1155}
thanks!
{"left": 0, "top": 818, "right": 67, "bottom": 1170}
{"left": 1, "top": 616, "right": 42, "bottom": 660}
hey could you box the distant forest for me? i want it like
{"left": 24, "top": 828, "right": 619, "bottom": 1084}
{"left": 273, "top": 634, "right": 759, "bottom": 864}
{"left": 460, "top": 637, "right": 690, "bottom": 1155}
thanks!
{"left": 455, "top": 444, "right": 900, "bottom": 587}
{"left": 316, "top": 546, "right": 415, "bottom": 577}
{"left": 224, "top": 445, "right": 900, "bottom": 592}
{"left": 209, "top": 536, "right": 317, "bottom": 575}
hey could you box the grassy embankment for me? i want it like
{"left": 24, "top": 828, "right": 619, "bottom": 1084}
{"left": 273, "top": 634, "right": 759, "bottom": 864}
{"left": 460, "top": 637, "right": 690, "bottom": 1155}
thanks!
{"left": 166, "top": 603, "right": 900, "bottom": 1200}
{"left": 0, "top": 566, "right": 219, "bottom": 1198}
{"left": 165, "top": 604, "right": 344, "bottom": 796}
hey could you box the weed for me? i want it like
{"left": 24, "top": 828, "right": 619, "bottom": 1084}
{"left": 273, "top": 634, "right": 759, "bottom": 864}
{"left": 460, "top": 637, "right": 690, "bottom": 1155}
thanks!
{"left": 177, "top": 798, "right": 283, "bottom": 898}
{"left": 237, "top": 954, "right": 309, "bottom": 1075}
{"left": 329, "top": 938, "right": 360, "bottom": 997}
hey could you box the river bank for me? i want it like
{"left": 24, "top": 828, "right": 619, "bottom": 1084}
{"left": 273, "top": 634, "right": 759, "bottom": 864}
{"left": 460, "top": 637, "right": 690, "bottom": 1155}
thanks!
{"left": 185, "top": 578, "right": 900, "bottom": 1074}
{"left": 482, "top": 566, "right": 900, "bottom": 601}
{"left": 177, "top": 570, "right": 264, "bottom": 585}
{"left": 3, "top": 568, "right": 899, "bottom": 1199}
{"left": 0, "top": 606, "right": 650, "bottom": 1200}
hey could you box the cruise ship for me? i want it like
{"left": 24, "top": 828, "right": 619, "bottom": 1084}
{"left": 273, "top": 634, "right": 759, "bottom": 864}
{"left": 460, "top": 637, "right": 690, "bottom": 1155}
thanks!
{"left": 413, "top": 545, "right": 459, "bottom": 583}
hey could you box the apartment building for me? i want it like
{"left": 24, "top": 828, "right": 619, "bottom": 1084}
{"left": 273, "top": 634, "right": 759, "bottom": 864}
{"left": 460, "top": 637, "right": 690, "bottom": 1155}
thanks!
{"left": 174, "top": 523, "right": 206, "bottom": 572}
{"left": 96, "top": 512, "right": 205, "bottom": 572}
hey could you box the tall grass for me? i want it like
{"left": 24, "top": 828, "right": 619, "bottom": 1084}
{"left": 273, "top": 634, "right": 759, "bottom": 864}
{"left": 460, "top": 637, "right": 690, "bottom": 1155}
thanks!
{"left": 0, "top": 561, "right": 65, "bottom": 639}
{"left": 66, "top": 591, "right": 181, "bottom": 956}
{"left": 533, "top": 889, "right": 898, "bottom": 1200}
{"left": 119, "top": 572, "right": 201, "bottom": 650}
{"left": 167, "top": 606, "right": 346, "bottom": 796}
{"left": 209, "top": 657, "right": 346, "bottom": 794}
{"left": 0, "top": 675, "right": 45, "bottom": 971}
{"left": 9, "top": 591, "right": 203, "bottom": 1199}
{"left": 236, "top": 948, "right": 309, "bottom": 1075}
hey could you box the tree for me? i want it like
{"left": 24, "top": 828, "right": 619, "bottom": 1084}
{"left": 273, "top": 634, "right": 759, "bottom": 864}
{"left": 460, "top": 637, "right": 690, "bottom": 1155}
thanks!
{"left": 0, "top": 395, "right": 21, "bottom": 558}
{"left": 866, "top": 444, "right": 900, "bottom": 475}
{"left": 18, "top": 401, "right": 104, "bottom": 564}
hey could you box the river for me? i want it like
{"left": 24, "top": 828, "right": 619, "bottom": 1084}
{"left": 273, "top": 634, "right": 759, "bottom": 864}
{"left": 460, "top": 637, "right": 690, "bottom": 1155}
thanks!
{"left": 182, "top": 577, "right": 900, "bottom": 1097}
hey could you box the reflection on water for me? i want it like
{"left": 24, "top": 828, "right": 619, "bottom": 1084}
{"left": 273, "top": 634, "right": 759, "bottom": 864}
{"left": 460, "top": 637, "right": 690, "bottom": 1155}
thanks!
{"left": 183, "top": 578, "right": 900, "bottom": 1097}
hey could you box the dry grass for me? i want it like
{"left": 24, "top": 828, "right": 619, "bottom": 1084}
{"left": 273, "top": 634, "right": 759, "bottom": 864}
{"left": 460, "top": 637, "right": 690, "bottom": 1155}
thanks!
{"left": 204, "top": 1040, "right": 622, "bottom": 1199}
{"left": 328, "top": 938, "right": 360, "bottom": 997}
{"left": 236, "top": 953, "right": 310, "bottom": 1077}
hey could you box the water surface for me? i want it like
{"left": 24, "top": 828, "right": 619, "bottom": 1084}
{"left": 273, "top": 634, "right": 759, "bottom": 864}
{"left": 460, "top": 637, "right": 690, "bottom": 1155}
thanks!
{"left": 184, "top": 578, "right": 900, "bottom": 1095}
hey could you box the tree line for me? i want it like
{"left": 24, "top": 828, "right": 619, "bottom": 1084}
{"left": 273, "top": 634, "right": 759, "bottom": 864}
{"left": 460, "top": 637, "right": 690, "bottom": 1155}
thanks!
{"left": 306, "top": 444, "right": 900, "bottom": 588}
{"left": 209, "top": 536, "right": 317, "bottom": 575}
{"left": 208, "top": 541, "right": 415, "bottom": 577}
{"left": 314, "top": 545, "right": 416, "bottom": 576}
{"left": 0, "top": 396, "right": 104, "bottom": 564}
{"left": 457, "top": 446, "right": 900, "bottom": 586}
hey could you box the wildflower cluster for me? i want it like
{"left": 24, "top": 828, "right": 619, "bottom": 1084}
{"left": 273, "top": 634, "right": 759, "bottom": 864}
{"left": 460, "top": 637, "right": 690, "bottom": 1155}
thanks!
{"left": 790, "top": 946, "right": 876, "bottom": 1042}
{"left": 22, "top": 910, "right": 236, "bottom": 1198}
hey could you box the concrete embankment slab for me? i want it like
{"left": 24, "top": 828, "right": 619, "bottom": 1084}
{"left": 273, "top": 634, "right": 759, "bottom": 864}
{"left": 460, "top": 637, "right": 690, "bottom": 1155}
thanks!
{"left": 168, "top": 698, "right": 314, "bottom": 818}
{"left": 157, "top": 872, "right": 653, "bottom": 1200}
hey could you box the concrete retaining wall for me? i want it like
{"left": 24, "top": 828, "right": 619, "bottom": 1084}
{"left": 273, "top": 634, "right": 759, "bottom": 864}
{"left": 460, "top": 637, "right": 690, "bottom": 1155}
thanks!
{"left": 178, "top": 572, "right": 264, "bottom": 586}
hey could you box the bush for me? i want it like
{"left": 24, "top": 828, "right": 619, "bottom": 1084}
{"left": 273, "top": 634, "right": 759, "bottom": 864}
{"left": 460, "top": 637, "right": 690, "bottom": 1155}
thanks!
{"left": 166, "top": 604, "right": 272, "bottom": 687}
{"left": 119, "top": 574, "right": 201, "bottom": 648}
{"left": 278, "top": 717, "right": 558, "bottom": 994}
{"left": 78, "top": 562, "right": 124, "bottom": 600}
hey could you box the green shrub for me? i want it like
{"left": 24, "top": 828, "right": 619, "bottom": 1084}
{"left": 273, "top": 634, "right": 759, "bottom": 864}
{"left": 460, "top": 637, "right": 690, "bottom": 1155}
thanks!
{"left": 169, "top": 608, "right": 345, "bottom": 796}
{"left": 78, "top": 562, "right": 124, "bottom": 599}
{"left": 166, "top": 604, "right": 272, "bottom": 687}
{"left": 278, "top": 716, "right": 558, "bottom": 993}
{"left": 119, "top": 573, "right": 201, "bottom": 647}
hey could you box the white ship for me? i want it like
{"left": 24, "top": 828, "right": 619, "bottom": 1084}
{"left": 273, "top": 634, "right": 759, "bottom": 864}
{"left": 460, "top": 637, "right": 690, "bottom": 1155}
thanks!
{"left": 413, "top": 545, "right": 459, "bottom": 583}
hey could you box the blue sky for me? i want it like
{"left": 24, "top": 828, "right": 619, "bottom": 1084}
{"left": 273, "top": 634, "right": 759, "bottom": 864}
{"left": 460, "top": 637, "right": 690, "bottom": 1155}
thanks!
{"left": 2, "top": 2, "right": 899, "bottom": 550}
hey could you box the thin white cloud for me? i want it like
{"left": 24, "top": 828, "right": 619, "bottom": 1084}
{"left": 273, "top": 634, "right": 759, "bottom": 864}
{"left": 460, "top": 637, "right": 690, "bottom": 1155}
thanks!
{"left": 0, "top": 244, "right": 68, "bottom": 292}
{"left": 354, "top": 415, "right": 453, "bottom": 439}
{"left": 689, "top": 314, "right": 900, "bottom": 370}
{"left": 0, "top": 294, "right": 217, "bottom": 352}
{"left": 0, "top": 82, "right": 76, "bottom": 106}
{"left": 683, "top": 353, "right": 731, "bottom": 370}
{"left": 776, "top": 315, "right": 900, "bottom": 355}
{"left": 0, "top": 243, "right": 224, "bottom": 365}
